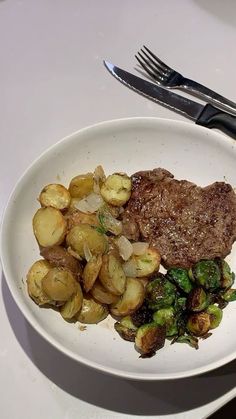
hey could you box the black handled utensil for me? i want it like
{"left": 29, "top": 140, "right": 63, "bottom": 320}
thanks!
{"left": 104, "top": 61, "right": 236, "bottom": 139}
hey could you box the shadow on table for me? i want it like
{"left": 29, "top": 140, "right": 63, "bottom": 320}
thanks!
{"left": 2, "top": 274, "right": 236, "bottom": 416}
{"left": 194, "top": 0, "right": 236, "bottom": 27}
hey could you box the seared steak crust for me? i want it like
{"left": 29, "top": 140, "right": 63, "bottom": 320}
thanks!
{"left": 123, "top": 168, "right": 236, "bottom": 268}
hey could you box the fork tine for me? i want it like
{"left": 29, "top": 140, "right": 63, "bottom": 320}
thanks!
{"left": 135, "top": 54, "right": 158, "bottom": 80}
{"left": 136, "top": 51, "right": 168, "bottom": 80}
{"left": 143, "top": 46, "right": 171, "bottom": 72}
{"left": 140, "top": 48, "right": 170, "bottom": 75}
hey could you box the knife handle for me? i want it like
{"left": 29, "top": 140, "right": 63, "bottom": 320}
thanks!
{"left": 196, "top": 104, "right": 236, "bottom": 139}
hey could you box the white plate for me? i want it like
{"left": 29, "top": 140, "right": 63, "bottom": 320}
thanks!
{"left": 1, "top": 117, "right": 236, "bottom": 380}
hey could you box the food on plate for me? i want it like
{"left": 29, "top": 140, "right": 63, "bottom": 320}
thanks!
{"left": 33, "top": 207, "right": 67, "bottom": 247}
{"left": 122, "top": 168, "right": 236, "bottom": 268}
{"left": 39, "top": 183, "right": 71, "bottom": 210}
{"left": 26, "top": 166, "right": 236, "bottom": 359}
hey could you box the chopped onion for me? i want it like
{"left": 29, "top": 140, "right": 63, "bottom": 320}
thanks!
{"left": 93, "top": 165, "right": 106, "bottom": 194}
{"left": 75, "top": 192, "right": 104, "bottom": 213}
{"left": 102, "top": 211, "right": 122, "bottom": 236}
{"left": 83, "top": 242, "right": 92, "bottom": 262}
{"left": 123, "top": 259, "right": 137, "bottom": 277}
{"left": 132, "top": 242, "right": 149, "bottom": 255}
{"left": 116, "top": 235, "right": 133, "bottom": 261}
{"left": 67, "top": 246, "right": 82, "bottom": 260}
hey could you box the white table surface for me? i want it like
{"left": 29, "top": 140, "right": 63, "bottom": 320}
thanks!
{"left": 1, "top": 1, "right": 236, "bottom": 418}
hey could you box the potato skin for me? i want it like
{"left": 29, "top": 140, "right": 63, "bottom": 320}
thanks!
{"left": 77, "top": 295, "right": 108, "bottom": 324}
{"left": 69, "top": 173, "right": 94, "bottom": 199}
{"left": 66, "top": 224, "right": 108, "bottom": 258}
{"left": 33, "top": 207, "right": 67, "bottom": 247}
{"left": 66, "top": 210, "right": 99, "bottom": 230}
{"left": 39, "top": 183, "right": 71, "bottom": 210}
{"left": 42, "top": 267, "right": 77, "bottom": 301}
{"left": 40, "top": 245, "right": 81, "bottom": 277}
{"left": 100, "top": 174, "right": 131, "bottom": 206}
{"left": 26, "top": 259, "right": 52, "bottom": 305}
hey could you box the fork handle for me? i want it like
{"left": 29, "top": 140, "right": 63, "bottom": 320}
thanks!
{"left": 182, "top": 78, "right": 236, "bottom": 115}
{"left": 196, "top": 104, "right": 236, "bottom": 139}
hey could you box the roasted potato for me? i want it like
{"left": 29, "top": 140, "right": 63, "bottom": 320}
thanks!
{"left": 66, "top": 224, "right": 108, "bottom": 258}
{"left": 90, "top": 281, "right": 119, "bottom": 304}
{"left": 42, "top": 267, "right": 77, "bottom": 301}
{"left": 26, "top": 259, "right": 52, "bottom": 305}
{"left": 100, "top": 173, "right": 131, "bottom": 206}
{"left": 82, "top": 254, "right": 103, "bottom": 292}
{"left": 123, "top": 248, "right": 160, "bottom": 278}
{"left": 40, "top": 245, "right": 81, "bottom": 277}
{"left": 60, "top": 283, "right": 83, "bottom": 320}
{"left": 77, "top": 295, "right": 108, "bottom": 324}
{"left": 110, "top": 277, "right": 145, "bottom": 317}
{"left": 33, "top": 207, "right": 67, "bottom": 247}
{"left": 66, "top": 210, "right": 99, "bottom": 229}
{"left": 99, "top": 254, "right": 126, "bottom": 296}
{"left": 39, "top": 184, "right": 71, "bottom": 210}
{"left": 69, "top": 173, "right": 94, "bottom": 199}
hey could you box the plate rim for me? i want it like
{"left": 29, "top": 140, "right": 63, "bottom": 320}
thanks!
{"left": 1, "top": 116, "right": 236, "bottom": 381}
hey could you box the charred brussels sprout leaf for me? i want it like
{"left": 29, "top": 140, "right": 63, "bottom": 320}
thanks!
{"left": 114, "top": 316, "right": 137, "bottom": 342}
{"left": 222, "top": 288, "right": 236, "bottom": 302}
{"left": 153, "top": 307, "right": 178, "bottom": 337}
{"left": 135, "top": 322, "right": 166, "bottom": 357}
{"left": 187, "top": 287, "right": 209, "bottom": 312}
{"left": 187, "top": 312, "right": 211, "bottom": 336}
{"left": 167, "top": 268, "right": 193, "bottom": 293}
{"left": 193, "top": 260, "right": 221, "bottom": 291}
{"left": 131, "top": 302, "right": 153, "bottom": 327}
{"left": 173, "top": 334, "right": 199, "bottom": 349}
{"left": 146, "top": 276, "right": 176, "bottom": 311}
{"left": 206, "top": 305, "right": 223, "bottom": 329}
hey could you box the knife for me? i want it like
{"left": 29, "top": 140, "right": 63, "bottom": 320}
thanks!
{"left": 104, "top": 61, "right": 236, "bottom": 139}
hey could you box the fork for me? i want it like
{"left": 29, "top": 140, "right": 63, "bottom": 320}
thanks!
{"left": 135, "top": 46, "right": 236, "bottom": 115}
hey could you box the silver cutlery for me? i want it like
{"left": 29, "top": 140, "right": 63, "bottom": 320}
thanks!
{"left": 135, "top": 46, "right": 236, "bottom": 115}
{"left": 104, "top": 60, "right": 236, "bottom": 139}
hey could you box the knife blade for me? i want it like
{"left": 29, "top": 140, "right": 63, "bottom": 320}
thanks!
{"left": 104, "top": 60, "right": 236, "bottom": 139}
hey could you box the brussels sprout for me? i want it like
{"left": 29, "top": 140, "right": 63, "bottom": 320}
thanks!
{"left": 217, "top": 259, "right": 235, "bottom": 289}
{"left": 173, "top": 334, "right": 199, "bottom": 349}
{"left": 131, "top": 302, "right": 153, "bottom": 327}
{"left": 167, "top": 268, "right": 193, "bottom": 293}
{"left": 146, "top": 276, "right": 176, "bottom": 311}
{"left": 135, "top": 322, "right": 166, "bottom": 357}
{"left": 192, "top": 260, "right": 221, "bottom": 291}
{"left": 174, "top": 296, "right": 187, "bottom": 312}
{"left": 187, "top": 312, "right": 211, "bottom": 336}
{"left": 114, "top": 316, "right": 137, "bottom": 342}
{"left": 153, "top": 307, "right": 178, "bottom": 337}
{"left": 187, "top": 287, "right": 209, "bottom": 312}
{"left": 206, "top": 305, "right": 223, "bottom": 329}
{"left": 222, "top": 288, "right": 236, "bottom": 302}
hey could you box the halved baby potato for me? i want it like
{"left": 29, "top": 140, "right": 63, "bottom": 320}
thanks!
{"left": 82, "top": 254, "right": 103, "bottom": 292}
{"left": 33, "top": 207, "right": 67, "bottom": 247}
{"left": 60, "top": 283, "right": 83, "bottom": 320}
{"left": 69, "top": 173, "right": 94, "bottom": 199}
{"left": 26, "top": 259, "right": 52, "bottom": 305}
{"left": 39, "top": 184, "right": 71, "bottom": 210}
{"left": 90, "top": 281, "right": 119, "bottom": 305}
{"left": 77, "top": 295, "right": 108, "bottom": 324}
{"left": 123, "top": 248, "right": 160, "bottom": 278}
{"left": 66, "top": 210, "right": 99, "bottom": 229}
{"left": 100, "top": 173, "right": 131, "bottom": 206}
{"left": 110, "top": 277, "right": 145, "bottom": 317}
{"left": 42, "top": 267, "right": 77, "bottom": 301}
{"left": 66, "top": 224, "right": 108, "bottom": 258}
{"left": 99, "top": 254, "right": 126, "bottom": 296}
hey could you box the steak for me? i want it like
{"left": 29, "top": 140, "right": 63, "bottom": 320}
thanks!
{"left": 122, "top": 168, "right": 236, "bottom": 268}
